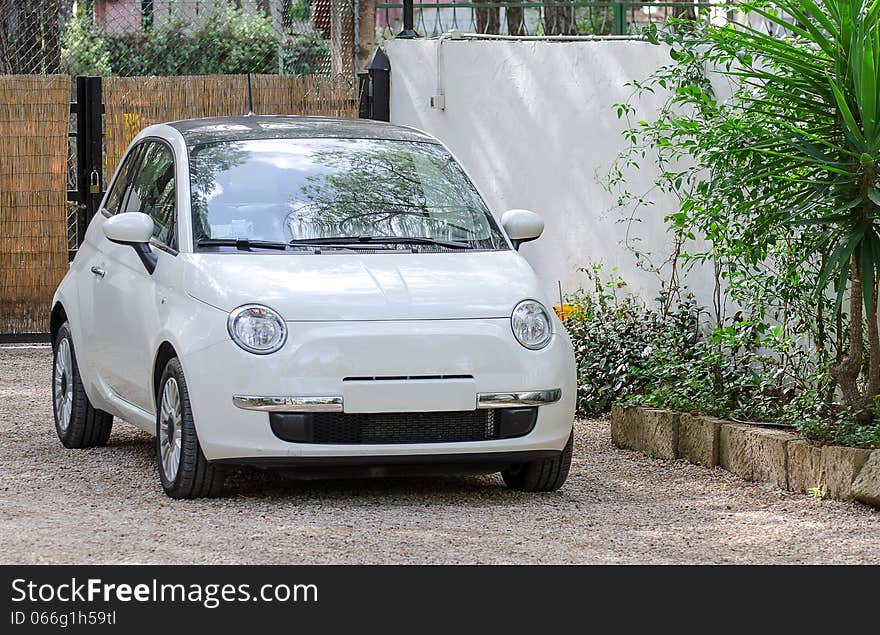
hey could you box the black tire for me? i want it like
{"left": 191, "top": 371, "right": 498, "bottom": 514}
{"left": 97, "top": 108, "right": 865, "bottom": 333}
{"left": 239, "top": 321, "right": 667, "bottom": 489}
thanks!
{"left": 52, "top": 322, "right": 113, "bottom": 448}
{"left": 501, "top": 430, "right": 573, "bottom": 492}
{"left": 156, "top": 357, "right": 224, "bottom": 499}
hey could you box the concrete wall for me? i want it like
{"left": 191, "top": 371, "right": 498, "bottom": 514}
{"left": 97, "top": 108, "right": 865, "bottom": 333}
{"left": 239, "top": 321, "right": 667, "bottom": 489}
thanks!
{"left": 385, "top": 38, "right": 713, "bottom": 306}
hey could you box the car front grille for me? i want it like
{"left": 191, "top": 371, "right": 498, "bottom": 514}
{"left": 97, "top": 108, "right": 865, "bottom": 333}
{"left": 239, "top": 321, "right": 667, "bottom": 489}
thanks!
{"left": 269, "top": 408, "right": 538, "bottom": 445}
{"left": 314, "top": 410, "right": 495, "bottom": 444}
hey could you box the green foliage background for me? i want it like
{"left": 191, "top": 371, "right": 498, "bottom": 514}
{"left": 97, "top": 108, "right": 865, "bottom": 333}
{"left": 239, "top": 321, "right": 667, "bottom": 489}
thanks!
{"left": 61, "top": 4, "right": 330, "bottom": 76}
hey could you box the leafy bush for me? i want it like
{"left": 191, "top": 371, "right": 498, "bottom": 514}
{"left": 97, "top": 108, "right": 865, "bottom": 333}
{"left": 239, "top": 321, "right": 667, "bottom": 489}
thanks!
{"left": 61, "top": 2, "right": 329, "bottom": 76}
{"left": 564, "top": 267, "right": 880, "bottom": 448}
{"left": 288, "top": 0, "right": 313, "bottom": 23}
{"left": 564, "top": 265, "right": 701, "bottom": 416}
{"left": 60, "top": 7, "right": 111, "bottom": 76}
{"left": 601, "top": 0, "right": 880, "bottom": 449}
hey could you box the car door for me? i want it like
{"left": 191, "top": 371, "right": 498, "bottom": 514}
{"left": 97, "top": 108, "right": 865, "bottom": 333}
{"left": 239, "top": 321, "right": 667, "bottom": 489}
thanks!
{"left": 90, "top": 139, "right": 180, "bottom": 413}
{"left": 76, "top": 144, "right": 143, "bottom": 395}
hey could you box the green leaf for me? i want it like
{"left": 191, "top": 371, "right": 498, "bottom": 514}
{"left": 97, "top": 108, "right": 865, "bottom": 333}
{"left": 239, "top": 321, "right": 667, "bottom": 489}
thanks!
{"left": 829, "top": 81, "right": 867, "bottom": 149}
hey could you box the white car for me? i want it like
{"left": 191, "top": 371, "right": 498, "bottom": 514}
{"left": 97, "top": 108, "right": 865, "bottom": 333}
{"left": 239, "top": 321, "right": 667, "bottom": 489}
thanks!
{"left": 51, "top": 116, "right": 576, "bottom": 499}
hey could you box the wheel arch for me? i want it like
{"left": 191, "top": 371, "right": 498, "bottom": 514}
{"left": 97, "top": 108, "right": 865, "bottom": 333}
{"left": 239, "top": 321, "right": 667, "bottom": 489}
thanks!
{"left": 153, "top": 341, "right": 178, "bottom": 408}
{"left": 50, "top": 302, "right": 68, "bottom": 348}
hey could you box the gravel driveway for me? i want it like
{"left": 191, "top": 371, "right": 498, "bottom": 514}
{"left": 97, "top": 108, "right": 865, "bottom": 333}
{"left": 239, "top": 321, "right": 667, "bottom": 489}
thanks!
{"left": 2, "top": 345, "right": 877, "bottom": 564}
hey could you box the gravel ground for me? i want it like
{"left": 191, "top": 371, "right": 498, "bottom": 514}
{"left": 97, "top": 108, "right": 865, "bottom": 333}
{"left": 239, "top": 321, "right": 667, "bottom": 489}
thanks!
{"left": 1, "top": 345, "right": 878, "bottom": 565}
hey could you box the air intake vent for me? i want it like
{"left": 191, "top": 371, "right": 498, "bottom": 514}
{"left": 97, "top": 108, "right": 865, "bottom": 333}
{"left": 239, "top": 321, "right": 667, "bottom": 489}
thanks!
{"left": 269, "top": 408, "right": 537, "bottom": 445}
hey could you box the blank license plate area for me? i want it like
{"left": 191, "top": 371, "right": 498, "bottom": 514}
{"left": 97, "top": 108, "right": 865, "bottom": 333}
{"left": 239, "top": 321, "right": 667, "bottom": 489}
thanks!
{"left": 342, "top": 378, "right": 476, "bottom": 413}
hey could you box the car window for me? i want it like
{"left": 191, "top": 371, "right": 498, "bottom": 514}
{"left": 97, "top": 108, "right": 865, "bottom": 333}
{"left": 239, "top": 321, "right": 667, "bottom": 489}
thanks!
{"left": 123, "top": 141, "right": 176, "bottom": 249}
{"left": 189, "top": 138, "right": 508, "bottom": 251}
{"left": 103, "top": 145, "right": 142, "bottom": 215}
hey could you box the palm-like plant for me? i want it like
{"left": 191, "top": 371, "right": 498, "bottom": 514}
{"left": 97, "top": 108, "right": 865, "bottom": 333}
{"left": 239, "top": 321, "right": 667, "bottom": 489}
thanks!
{"left": 695, "top": 0, "right": 880, "bottom": 408}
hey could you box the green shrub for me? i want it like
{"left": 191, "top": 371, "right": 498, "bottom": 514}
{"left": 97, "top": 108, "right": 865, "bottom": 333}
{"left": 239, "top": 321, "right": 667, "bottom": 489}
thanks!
{"left": 60, "top": 7, "right": 111, "bottom": 76}
{"left": 281, "top": 31, "right": 330, "bottom": 75}
{"left": 61, "top": 1, "right": 329, "bottom": 76}
{"left": 564, "top": 265, "right": 701, "bottom": 416}
{"left": 288, "top": 0, "right": 313, "bottom": 23}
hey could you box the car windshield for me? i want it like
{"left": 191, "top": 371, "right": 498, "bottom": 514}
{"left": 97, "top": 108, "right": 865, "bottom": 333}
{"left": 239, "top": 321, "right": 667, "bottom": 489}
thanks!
{"left": 189, "top": 137, "right": 508, "bottom": 251}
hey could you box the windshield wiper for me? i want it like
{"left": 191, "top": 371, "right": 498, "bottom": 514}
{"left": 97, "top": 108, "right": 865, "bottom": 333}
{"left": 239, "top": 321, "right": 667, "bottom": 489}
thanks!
{"left": 288, "top": 236, "right": 473, "bottom": 250}
{"left": 197, "top": 238, "right": 289, "bottom": 251}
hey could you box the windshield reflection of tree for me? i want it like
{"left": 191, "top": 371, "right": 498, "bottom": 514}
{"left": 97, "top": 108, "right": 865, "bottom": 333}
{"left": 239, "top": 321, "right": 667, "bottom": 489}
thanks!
{"left": 190, "top": 142, "right": 248, "bottom": 240}
{"left": 292, "top": 144, "right": 500, "bottom": 247}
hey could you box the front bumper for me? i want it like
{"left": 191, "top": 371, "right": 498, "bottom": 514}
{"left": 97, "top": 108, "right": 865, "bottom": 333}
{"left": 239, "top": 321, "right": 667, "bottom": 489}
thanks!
{"left": 180, "top": 318, "right": 576, "bottom": 462}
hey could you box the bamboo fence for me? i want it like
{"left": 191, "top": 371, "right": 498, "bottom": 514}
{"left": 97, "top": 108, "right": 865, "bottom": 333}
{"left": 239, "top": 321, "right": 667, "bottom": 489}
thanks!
{"left": 104, "top": 74, "right": 358, "bottom": 177}
{"left": 0, "top": 75, "right": 70, "bottom": 334}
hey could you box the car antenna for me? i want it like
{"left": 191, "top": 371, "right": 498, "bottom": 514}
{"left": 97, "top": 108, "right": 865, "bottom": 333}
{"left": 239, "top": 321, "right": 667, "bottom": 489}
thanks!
{"left": 246, "top": 73, "right": 255, "bottom": 116}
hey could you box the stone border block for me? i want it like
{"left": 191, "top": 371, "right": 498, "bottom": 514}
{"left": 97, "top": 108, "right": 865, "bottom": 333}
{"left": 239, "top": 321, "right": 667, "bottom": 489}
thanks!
{"left": 821, "top": 445, "right": 872, "bottom": 501}
{"left": 851, "top": 450, "right": 880, "bottom": 506}
{"left": 610, "top": 407, "right": 678, "bottom": 459}
{"left": 677, "top": 414, "right": 722, "bottom": 467}
{"left": 786, "top": 439, "right": 823, "bottom": 494}
{"left": 719, "top": 423, "right": 754, "bottom": 480}
{"left": 719, "top": 424, "right": 797, "bottom": 488}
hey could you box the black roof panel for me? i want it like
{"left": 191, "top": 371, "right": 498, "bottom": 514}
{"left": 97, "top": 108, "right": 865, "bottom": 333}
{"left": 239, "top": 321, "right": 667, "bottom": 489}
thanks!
{"left": 166, "top": 115, "right": 437, "bottom": 147}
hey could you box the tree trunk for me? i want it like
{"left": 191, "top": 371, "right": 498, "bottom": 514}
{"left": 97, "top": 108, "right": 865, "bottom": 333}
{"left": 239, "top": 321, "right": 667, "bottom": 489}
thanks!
{"left": 330, "top": 0, "right": 354, "bottom": 76}
{"left": 42, "top": 0, "right": 62, "bottom": 73}
{"left": 474, "top": 0, "right": 500, "bottom": 35}
{"left": 866, "top": 279, "right": 880, "bottom": 401}
{"left": 357, "top": 0, "right": 375, "bottom": 71}
{"left": 830, "top": 259, "right": 864, "bottom": 407}
{"left": 543, "top": 1, "right": 576, "bottom": 35}
{"left": 507, "top": 7, "right": 525, "bottom": 36}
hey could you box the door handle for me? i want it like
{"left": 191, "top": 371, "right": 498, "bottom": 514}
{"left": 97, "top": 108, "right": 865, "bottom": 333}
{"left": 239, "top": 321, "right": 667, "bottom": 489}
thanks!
{"left": 90, "top": 266, "right": 106, "bottom": 278}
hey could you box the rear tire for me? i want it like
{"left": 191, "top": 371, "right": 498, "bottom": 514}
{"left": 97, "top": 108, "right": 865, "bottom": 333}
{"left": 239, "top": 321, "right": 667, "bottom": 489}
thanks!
{"left": 502, "top": 430, "right": 573, "bottom": 492}
{"left": 52, "top": 322, "right": 113, "bottom": 448}
{"left": 156, "top": 357, "right": 224, "bottom": 499}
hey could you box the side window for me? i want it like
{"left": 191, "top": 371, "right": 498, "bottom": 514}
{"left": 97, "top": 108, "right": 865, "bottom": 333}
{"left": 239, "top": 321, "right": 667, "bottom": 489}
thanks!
{"left": 103, "top": 146, "right": 142, "bottom": 215}
{"left": 123, "top": 141, "right": 177, "bottom": 249}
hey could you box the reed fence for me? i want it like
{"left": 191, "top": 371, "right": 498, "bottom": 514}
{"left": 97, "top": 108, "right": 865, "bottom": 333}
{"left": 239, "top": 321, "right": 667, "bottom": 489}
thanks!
{"left": 0, "top": 75, "right": 70, "bottom": 335}
{"left": 103, "top": 73, "right": 358, "bottom": 177}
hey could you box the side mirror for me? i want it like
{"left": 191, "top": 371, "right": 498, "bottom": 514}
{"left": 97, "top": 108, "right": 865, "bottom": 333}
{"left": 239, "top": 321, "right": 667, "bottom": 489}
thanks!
{"left": 501, "top": 209, "right": 544, "bottom": 250}
{"left": 102, "top": 212, "right": 158, "bottom": 274}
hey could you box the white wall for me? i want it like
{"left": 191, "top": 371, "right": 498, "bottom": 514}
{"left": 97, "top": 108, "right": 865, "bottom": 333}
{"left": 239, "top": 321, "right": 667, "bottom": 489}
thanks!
{"left": 386, "top": 38, "right": 714, "bottom": 306}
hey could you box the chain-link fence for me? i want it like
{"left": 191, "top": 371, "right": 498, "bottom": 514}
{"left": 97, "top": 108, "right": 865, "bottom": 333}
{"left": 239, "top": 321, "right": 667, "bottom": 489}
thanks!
{"left": 1, "top": 0, "right": 357, "bottom": 77}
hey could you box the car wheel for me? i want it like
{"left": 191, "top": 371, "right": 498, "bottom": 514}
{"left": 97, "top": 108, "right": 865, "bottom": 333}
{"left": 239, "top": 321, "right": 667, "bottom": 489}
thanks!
{"left": 52, "top": 322, "right": 113, "bottom": 448}
{"left": 156, "top": 357, "right": 224, "bottom": 499}
{"left": 501, "top": 430, "right": 573, "bottom": 492}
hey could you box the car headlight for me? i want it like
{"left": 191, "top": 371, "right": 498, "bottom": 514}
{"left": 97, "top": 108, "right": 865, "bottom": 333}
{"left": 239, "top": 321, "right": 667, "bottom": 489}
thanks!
{"left": 511, "top": 300, "right": 553, "bottom": 350}
{"left": 228, "top": 304, "right": 287, "bottom": 354}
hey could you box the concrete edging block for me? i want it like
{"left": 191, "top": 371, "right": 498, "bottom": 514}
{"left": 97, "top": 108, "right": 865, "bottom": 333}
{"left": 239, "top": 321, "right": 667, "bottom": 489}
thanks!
{"left": 786, "top": 439, "right": 823, "bottom": 494}
{"left": 678, "top": 413, "right": 722, "bottom": 467}
{"left": 610, "top": 407, "right": 879, "bottom": 506}
{"left": 610, "top": 406, "right": 678, "bottom": 459}
{"left": 719, "top": 424, "right": 797, "bottom": 488}
{"left": 851, "top": 450, "right": 880, "bottom": 506}
{"left": 821, "top": 445, "right": 872, "bottom": 501}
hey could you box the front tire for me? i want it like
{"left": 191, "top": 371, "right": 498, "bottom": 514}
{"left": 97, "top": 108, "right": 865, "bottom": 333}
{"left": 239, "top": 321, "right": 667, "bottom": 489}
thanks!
{"left": 156, "top": 357, "right": 224, "bottom": 499}
{"left": 502, "top": 430, "right": 573, "bottom": 492}
{"left": 52, "top": 322, "right": 113, "bottom": 448}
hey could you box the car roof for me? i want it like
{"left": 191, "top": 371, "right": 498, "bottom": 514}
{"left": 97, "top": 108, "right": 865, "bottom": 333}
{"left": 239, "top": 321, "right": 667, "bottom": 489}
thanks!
{"left": 166, "top": 115, "right": 438, "bottom": 147}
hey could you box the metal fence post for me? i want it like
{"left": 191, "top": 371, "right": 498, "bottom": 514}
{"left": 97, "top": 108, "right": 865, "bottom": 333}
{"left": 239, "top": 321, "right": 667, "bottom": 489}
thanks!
{"left": 613, "top": 2, "right": 627, "bottom": 35}
{"left": 74, "top": 75, "right": 104, "bottom": 248}
{"left": 365, "top": 47, "right": 391, "bottom": 121}
{"left": 397, "top": 0, "right": 418, "bottom": 38}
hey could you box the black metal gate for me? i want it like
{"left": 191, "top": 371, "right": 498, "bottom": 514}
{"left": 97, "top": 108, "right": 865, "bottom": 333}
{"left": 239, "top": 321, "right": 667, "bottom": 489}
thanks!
{"left": 68, "top": 76, "right": 104, "bottom": 261}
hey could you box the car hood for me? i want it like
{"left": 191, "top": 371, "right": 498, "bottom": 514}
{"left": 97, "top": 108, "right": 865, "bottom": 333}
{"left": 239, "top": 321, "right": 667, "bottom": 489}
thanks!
{"left": 183, "top": 250, "right": 547, "bottom": 321}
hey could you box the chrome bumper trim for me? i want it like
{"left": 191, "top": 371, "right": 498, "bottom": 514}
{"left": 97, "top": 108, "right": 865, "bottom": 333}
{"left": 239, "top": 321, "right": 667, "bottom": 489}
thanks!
{"left": 476, "top": 389, "right": 562, "bottom": 409}
{"left": 232, "top": 395, "right": 343, "bottom": 412}
{"left": 233, "top": 389, "right": 561, "bottom": 413}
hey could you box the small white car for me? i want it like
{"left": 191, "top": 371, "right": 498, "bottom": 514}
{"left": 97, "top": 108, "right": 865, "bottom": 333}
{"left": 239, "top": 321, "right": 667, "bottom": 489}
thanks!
{"left": 51, "top": 116, "right": 576, "bottom": 498}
